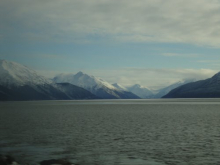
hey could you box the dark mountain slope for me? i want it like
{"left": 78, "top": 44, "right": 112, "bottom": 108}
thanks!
{"left": 55, "top": 83, "right": 99, "bottom": 99}
{"left": 0, "top": 84, "right": 70, "bottom": 101}
{"left": 163, "top": 72, "right": 220, "bottom": 98}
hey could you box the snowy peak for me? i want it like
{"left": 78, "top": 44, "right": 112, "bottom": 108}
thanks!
{"left": 0, "top": 60, "right": 101, "bottom": 101}
{"left": 74, "top": 71, "right": 87, "bottom": 79}
{"left": 129, "top": 84, "right": 151, "bottom": 90}
{"left": 53, "top": 72, "right": 140, "bottom": 99}
{"left": 76, "top": 71, "right": 84, "bottom": 75}
{"left": 0, "top": 59, "right": 49, "bottom": 86}
{"left": 132, "top": 84, "right": 142, "bottom": 89}
{"left": 129, "top": 84, "right": 139, "bottom": 88}
{"left": 54, "top": 72, "right": 117, "bottom": 91}
{"left": 127, "top": 84, "right": 153, "bottom": 98}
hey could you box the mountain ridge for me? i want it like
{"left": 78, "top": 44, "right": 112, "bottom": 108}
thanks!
{"left": 0, "top": 60, "right": 99, "bottom": 101}
{"left": 0, "top": 60, "right": 49, "bottom": 87}
{"left": 1, "top": 59, "right": 219, "bottom": 100}
{"left": 53, "top": 72, "right": 140, "bottom": 99}
{"left": 126, "top": 84, "right": 153, "bottom": 98}
{"left": 163, "top": 72, "right": 220, "bottom": 98}
{"left": 153, "top": 79, "right": 196, "bottom": 98}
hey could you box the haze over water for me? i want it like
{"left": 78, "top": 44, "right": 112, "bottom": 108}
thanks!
{"left": 1, "top": 99, "right": 220, "bottom": 165}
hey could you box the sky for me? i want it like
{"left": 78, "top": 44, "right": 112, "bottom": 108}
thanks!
{"left": 0, "top": 0, "right": 220, "bottom": 89}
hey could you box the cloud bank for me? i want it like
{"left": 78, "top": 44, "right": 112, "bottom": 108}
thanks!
{"left": 91, "top": 68, "right": 218, "bottom": 89}
{"left": 96, "top": 68, "right": 218, "bottom": 88}
{"left": 1, "top": 0, "right": 220, "bottom": 46}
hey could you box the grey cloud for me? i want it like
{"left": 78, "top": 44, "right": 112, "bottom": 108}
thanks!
{"left": 1, "top": 0, "right": 220, "bottom": 46}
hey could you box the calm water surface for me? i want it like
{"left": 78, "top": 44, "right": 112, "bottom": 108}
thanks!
{"left": 1, "top": 99, "right": 220, "bottom": 165}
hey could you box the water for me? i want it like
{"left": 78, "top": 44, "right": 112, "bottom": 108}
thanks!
{"left": 1, "top": 99, "right": 220, "bottom": 165}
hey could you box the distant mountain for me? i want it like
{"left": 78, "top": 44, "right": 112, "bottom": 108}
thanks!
{"left": 126, "top": 84, "right": 153, "bottom": 98}
{"left": 163, "top": 72, "right": 220, "bottom": 98}
{"left": 153, "top": 79, "right": 195, "bottom": 98}
{"left": 0, "top": 60, "right": 98, "bottom": 101}
{"left": 53, "top": 72, "right": 140, "bottom": 99}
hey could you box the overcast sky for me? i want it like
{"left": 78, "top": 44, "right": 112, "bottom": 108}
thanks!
{"left": 0, "top": 0, "right": 220, "bottom": 89}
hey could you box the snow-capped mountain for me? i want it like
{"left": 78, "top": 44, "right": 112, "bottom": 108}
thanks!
{"left": 54, "top": 71, "right": 117, "bottom": 91}
{"left": 53, "top": 72, "right": 140, "bottom": 99}
{"left": 126, "top": 84, "right": 153, "bottom": 98}
{"left": 0, "top": 60, "right": 49, "bottom": 87}
{"left": 0, "top": 60, "right": 98, "bottom": 101}
{"left": 153, "top": 79, "right": 195, "bottom": 98}
{"left": 112, "top": 83, "right": 128, "bottom": 91}
{"left": 163, "top": 72, "right": 220, "bottom": 98}
{"left": 112, "top": 79, "right": 196, "bottom": 99}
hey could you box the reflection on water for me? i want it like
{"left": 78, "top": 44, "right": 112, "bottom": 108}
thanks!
{"left": 1, "top": 99, "right": 220, "bottom": 165}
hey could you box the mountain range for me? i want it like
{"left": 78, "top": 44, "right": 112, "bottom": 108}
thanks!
{"left": 53, "top": 72, "right": 140, "bottom": 99}
{"left": 0, "top": 60, "right": 139, "bottom": 100}
{"left": 0, "top": 60, "right": 98, "bottom": 101}
{"left": 117, "top": 84, "right": 153, "bottom": 98}
{"left": 1, "top": 59, "right": 219, "bottom": 101}
{"left": 112, "top": 82, "right": 193, "bottom": 99}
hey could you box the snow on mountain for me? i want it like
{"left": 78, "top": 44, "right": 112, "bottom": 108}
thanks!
{"left": 112, "top": 83, "right": 128, "bottom": 91}
{"left": 53, "top": 72, "right": 140, "bottom": 99}
{"left": 0, "top": 60, "right": 49, "bottom": 86}
{"left": 153, "top": 79, "right": 195, "bottom": 98}
{"left": 54, "top": 71, "right": 117, "bottom": 91}
{"left": 0, "top": 60, "right": 101, "bottom": 101}
{"left": 163, "top": 72, "right": 220, "bottom": 98}
{"left": 126, "top": 84, "right": 153, "bottom": 98}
